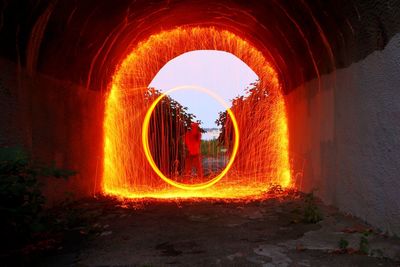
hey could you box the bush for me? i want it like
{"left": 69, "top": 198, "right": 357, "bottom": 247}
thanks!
{"left": 303, "top": 191, "right": 323, "bottom": 223}
{"left": 359, "top": 232, "right": 370, "bottom": 254}
{"left": 0, "top": 146, "right": 75, "bottom": 250}
{"left": 201, "top": 139, "right": 222, "bottom": 156}
{"left": 339, "top": 238, "right": 349, "bottom": 250}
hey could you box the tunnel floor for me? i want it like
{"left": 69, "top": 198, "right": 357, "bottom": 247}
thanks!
{"left": 40, "top": 193, "right": 400, "bottom": 266}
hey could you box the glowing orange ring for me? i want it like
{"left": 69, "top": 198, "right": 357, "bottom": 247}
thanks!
{"left": 142, "top": 85, "right": 239, "bottom": 190}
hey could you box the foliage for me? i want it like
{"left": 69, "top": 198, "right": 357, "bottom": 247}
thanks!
{"left": 146, "top": 88, "right": 202, "bottom": 175}
{"left": 303, "top": 191, "right": 323, "bottom": 224}
{"left": 146, "top": 87, "right": 200, "bottom": 130}
{"left": 359, "top": 231, "right": 370, "bottom": 254}
{"left": 201, "top": 139, "right": 223, "bottom": 156}
{"left": 338, "top": 238, "right": 349, "bottom": 250}
{"left": 0, "top": 146, "right": 75, "bottom": 250}
{"left": 215, "top": 81, "right": 262, "bottom": 147}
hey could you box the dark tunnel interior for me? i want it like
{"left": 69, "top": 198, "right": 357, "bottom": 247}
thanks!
{"left": 0, "top": 0, "right": 400, "bottom": 237}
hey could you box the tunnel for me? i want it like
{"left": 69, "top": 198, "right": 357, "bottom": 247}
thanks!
{"left": 0, "top": 0, "right": 399, "bottom": 235}
{"left": 103, "top": 27, "right": 290, "bottom": 198}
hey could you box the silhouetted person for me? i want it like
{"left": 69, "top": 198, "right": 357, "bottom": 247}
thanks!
{"left": 184, "top": 122, "right": 203, "bottom": 179}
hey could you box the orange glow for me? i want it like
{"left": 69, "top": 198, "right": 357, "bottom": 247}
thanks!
{"left": 142, "top": 85, "right": 239, "bottom": 190}
{"left": 103, "top": 27, "right": 292, "bottom": 199}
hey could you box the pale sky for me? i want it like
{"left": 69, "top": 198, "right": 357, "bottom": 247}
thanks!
{"left": 149, "top": 50, "right": 258, "bottom": 128}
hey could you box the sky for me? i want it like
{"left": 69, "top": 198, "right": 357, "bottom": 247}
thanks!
{"left": 149, "top": 50, "right": 258, "bottom": 128}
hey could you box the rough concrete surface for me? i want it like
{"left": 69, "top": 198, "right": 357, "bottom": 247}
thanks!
{"left": 40, "top": 194, "right": 400, "bottom": 267}
{"left": 0, "top": 58, "right": 104, "bottom": 203}
{"left": 287, "top": 32, "right": 400, "bottom": 235}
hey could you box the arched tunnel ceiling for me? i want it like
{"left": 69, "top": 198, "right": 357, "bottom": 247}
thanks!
{"left": 0, "top": 0, "right": 399, "bottom": 93}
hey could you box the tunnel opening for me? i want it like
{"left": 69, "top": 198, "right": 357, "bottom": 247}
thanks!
{"left": 103, "top": 27, "right": 292, "bottom": 199}
{"left": 144, "top": 50, "right": 257, "bottom": 190}
{"left": 0, "top": 0, "right": 399, "bottom": 241}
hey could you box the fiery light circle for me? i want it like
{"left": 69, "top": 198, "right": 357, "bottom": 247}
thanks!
{"left": 142, "top": 85, "right": 239, "bottom": 190}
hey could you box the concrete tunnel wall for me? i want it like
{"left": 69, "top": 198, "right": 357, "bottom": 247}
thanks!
{"left": 287, "top": 33, "right": 400, "bottom": 235}
{"left": 0, "top": 0, "right": 399, "bottom": 234}
{"left": 0, "top": 58, "right": 104, "bottom": 204}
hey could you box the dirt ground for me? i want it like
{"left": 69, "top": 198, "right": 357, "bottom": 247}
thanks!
{"left": 38, "top": 192, "right": 400, "bottom": 267}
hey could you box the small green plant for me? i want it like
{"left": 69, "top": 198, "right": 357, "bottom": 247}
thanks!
{"left": 0, "top": 146, "right": 75, "bottom": 250}
{"left": 359, "top": 232, "right": 370, "bottom": 254}
{"left": 338, "top": 238, "right": 349, "bottom": 250}
{"left": 303, "top": 191, "right": 323, "bottom": 223}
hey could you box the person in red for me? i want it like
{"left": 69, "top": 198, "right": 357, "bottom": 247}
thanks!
{"left": 184, "top": 122, "right": 203, "bottom": 178}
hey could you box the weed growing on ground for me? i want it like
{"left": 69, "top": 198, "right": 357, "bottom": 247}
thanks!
{"left": 0, "top": 146, "right": 76, "bottom": 264}
{"left": 359, "top": 231, "right": 370, "bottom": 254}
{"left": 303, "top": 191, "right": 323, "bottom": 223}
{"left": 339, "top": 238, "right": 349, "bottom": 250}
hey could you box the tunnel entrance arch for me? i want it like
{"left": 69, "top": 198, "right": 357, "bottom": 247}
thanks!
{"left": 103, "top": 27, "right": 291, "bottom": 199}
